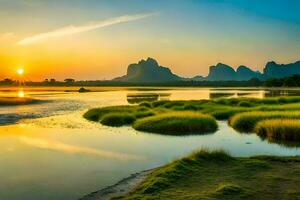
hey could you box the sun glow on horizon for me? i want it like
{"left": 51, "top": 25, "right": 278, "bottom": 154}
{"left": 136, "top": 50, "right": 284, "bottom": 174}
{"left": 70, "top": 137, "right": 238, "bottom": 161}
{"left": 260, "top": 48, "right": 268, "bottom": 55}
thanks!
{"left": 17, "top": 68, "right": 24, "bottom": 75}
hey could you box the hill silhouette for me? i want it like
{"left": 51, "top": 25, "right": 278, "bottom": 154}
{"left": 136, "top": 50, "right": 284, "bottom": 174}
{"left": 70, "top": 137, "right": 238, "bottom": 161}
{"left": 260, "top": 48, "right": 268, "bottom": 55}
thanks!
{"left": 264, "top": 61, "right": 300, "bottom": 78}
{"left": 113, "top": 58, "right": 182, "bottom": 82}
{"left": 113, "top": 58, "right": 300, "bottom": 82}
{"left": 204, "top": 63, "right": 263, "bottom": 81}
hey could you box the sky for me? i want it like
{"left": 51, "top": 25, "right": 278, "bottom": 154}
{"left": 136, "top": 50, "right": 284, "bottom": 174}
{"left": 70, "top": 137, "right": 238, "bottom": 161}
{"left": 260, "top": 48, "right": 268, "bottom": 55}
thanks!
{"left": 0, "top": 0, "right": 300, "bottom": 81}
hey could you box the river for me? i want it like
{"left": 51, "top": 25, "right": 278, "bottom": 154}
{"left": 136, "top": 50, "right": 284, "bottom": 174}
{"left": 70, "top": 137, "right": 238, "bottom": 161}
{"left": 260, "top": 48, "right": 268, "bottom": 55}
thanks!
{"left": 0, "top": 87, "right": 299, "bottom": 200}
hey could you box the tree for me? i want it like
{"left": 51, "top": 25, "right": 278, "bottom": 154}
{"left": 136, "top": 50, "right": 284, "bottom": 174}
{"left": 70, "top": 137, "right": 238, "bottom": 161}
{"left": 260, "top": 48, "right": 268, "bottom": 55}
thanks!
{"left": 64, "top": 78, "right": 75, "bottom": 84}
{"left": 0, "top": 78, "right": 14, "bottom": 85}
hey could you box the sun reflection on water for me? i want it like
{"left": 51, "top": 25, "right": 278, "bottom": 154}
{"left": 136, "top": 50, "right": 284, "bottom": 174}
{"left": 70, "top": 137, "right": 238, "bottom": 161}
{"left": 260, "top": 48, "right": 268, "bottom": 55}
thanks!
{"left": 18, "top": 89, "right": 25, "bottom": 98}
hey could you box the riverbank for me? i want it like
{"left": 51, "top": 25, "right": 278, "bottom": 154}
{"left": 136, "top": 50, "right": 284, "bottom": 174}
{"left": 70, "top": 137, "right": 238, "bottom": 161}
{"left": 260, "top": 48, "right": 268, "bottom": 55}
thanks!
{"left": 79, "top": 169, "right": 154, "bottom": 200}
{"left": 111, "top": 150, "right": 300, "bottom": 200}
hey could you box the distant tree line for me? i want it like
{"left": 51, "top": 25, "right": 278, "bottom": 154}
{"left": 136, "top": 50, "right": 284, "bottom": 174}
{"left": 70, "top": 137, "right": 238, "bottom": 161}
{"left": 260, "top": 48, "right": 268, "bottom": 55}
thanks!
{"left": 264, "top": 75, "right": 300, "bottom": 87}
{"left": 1, "top": 75, "right": 300, "bottom": 87}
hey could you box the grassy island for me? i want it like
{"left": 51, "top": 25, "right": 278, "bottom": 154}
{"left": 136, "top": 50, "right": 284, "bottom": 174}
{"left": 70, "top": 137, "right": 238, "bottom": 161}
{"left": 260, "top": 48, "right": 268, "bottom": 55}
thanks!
{"left": 114, "top": 150, "right": 300, "bottom": 200}
{"left": 133, "top": 112, "right": 218, "bottom": 135}
{"left": 229, "top": 111, "right": 300, "bottom": 132}
{"left": 255, "top": 119, "right": 300, "bottom": 141}
{"left": 84, "top": 96, "right": 300, "bottom": 139}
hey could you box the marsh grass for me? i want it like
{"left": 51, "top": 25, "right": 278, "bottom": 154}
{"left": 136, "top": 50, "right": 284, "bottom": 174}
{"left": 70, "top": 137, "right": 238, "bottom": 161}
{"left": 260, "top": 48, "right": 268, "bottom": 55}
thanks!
{"left": 84, "top": 96, "right": 300, "bottom": 133}
{"left": 83, "top": 105, "right": 139, "bottom": 121}
{"left": 210, "top": 108, "right": 250, "bottom": 120}
{"left": 255, "top": 119, "right": 300, "bottom": 141}
{"left": 214, "top": 183, "right": 245, "bottom": 196}
{"left": 132, "top": 149, "right": 232, "bottom": 195}
{"left": 229, "top": 111, "right": 300, "bottom": 132}
{"left": 133, "top": 112, "right": 218, "bottom": 135}
{"left": 100, "top": 113, "right": 136, "bottom": 127}
{"left": 214, "top": 97, "right": 300, "bottom": 106}
{"left": 115, "top": 149, "right": 300, "bottom": 200}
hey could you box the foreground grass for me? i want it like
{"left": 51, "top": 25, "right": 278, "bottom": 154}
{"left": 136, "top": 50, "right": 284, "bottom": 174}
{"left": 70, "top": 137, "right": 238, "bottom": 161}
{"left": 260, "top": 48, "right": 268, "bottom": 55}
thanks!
{"left": 114, "top": 150, "right": 300, "bottom": 200}
{"left": 256, "top": 119, "right": 300, "bottom": 141}
{"left": 133, "top": 112, "right": 218, "bottom": 135}
{"left": 0, "top": 97, "right": 40, "bottom": 106}
{"left": 229, "top": 111, "right": 300, "bottom": 133}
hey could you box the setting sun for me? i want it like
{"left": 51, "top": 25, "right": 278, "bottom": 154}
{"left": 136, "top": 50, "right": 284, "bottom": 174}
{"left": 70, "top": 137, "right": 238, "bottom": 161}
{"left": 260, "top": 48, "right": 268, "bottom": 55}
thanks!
{"left": 17, "top": 68, "right": 24, "bottom": 75}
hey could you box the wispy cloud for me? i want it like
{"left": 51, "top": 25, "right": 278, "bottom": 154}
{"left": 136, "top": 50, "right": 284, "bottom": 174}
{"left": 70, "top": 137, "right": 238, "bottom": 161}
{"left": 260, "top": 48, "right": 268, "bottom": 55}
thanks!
{"left": 18, "top": 12, "right": 155, "bottom": 45}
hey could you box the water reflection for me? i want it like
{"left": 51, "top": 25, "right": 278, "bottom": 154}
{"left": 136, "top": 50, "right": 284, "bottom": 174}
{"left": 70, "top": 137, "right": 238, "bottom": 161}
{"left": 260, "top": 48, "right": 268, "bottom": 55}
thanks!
{"left": 237, "top": 92, "right": 259, "bottom": 97}
{"left": 19, "top": 136, "right": 142, "bottom": 160}
{"left": 18, "top": 89, "right": 25, "bottom": 98}
{"left": 264, "top": 89, "right": 300, "bottom": 97}
{"left": 209, "top": 92, "right": 235, "bottom": 99}
{"left": 258, "top": 136, "right": 300, "bottom": 148}
{"left": 127, "top": 93, "right": 170, "bottom": 104}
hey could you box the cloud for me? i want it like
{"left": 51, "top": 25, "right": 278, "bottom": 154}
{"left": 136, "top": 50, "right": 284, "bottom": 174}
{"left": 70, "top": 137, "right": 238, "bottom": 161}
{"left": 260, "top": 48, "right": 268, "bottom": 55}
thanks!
{"left": 18, "top": 12, "right": 155, "bottom": 45}
{"left": 19, "top": 136, "right": 143, "bottom": 160}
{"left": 0, "top": 32, "right": 15, "bottom": 40}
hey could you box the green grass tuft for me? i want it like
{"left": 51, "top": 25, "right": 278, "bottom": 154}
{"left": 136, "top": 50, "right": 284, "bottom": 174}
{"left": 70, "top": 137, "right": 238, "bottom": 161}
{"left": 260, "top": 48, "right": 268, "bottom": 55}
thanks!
{"left": 255, "top": 119, "right": 300, "bottom": 141}
{"left": 83, "top": 105, "right": 138, "bottom": 121}
{"left": 133, "top": 112, "right": 218, "bottom": 135}
{"left": 100, "top": 113, "right": 136, "bottom": 127}
{"left": 211, "top": 108, "right": 249, "bottom": 120}
{"left": 214, "top": 183, "right": 245, "bottom": 196}
{"left": 117, "top": 149, "right": 300, "bottom": 200}
{"left": 134, "top": 110, "right": 155, "bottom": 118}
{"left": 139, "top": 101, "right": 152, "bottom": 108}
{"left": 238, "top": 101, "right": 253, "bottom": 107}
{"left": 229, "top": 111, "right": 300, "bottom": 132}
{"left": 136, "top": 149, "right": 232, "bottom": 194}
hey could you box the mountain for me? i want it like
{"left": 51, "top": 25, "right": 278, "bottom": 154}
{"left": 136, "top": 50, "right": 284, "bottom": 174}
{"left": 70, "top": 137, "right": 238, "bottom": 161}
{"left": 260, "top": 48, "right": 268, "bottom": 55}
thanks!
{"left": 206, "top": 63, "right": 237, "bottom": 81}
{"left": 236, "top": 65, "right": 263, "bottom": 80}
{"left": 113, "top": 58, "right": 183, "bottom": 82}
{"left": 264, "top": 61, "right": 300, "bottom": 78}
{"left": 192, "top": 75, "right": 205, "bottom": 81}
{"left": 112, "top": 58, "right": 300, "bottom": 83}
{"left": 203, "top": 63, "right": 262, "bottom": 81}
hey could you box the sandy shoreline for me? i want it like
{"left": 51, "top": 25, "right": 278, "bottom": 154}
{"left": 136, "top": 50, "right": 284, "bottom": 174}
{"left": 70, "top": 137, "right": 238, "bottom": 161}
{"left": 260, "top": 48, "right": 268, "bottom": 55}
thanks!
{"left": 79, "top": 169, "right": 154, "bottom": 200}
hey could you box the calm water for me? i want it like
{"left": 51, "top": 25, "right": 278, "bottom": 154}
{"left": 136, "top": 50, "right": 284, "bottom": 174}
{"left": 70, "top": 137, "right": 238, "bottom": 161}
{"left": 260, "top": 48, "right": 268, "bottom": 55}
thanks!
{"left": 0, "top": 87, "right": 299, "bottom": 200}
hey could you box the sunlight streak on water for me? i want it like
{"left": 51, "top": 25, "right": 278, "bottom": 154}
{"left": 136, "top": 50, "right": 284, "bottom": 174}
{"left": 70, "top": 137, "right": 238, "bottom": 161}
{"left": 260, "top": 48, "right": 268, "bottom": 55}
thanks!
{"left": 17, "top": 89, "right": 25, "bottom": 98}
{"left": 19, "top": 136, "right": 143, "bottom": 161}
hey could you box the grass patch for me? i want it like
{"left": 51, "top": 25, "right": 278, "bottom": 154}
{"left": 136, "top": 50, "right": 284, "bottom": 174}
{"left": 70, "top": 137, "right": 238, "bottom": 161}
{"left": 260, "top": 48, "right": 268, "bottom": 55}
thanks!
{"left": 133, "top": 112, "right": 218, "bottom": 135}
{"left": 210, "top": 108, "right": 249, "bottom": 120}
{"left": 214, "top": 183, "right": 245, "bottom": 196}
{"left": 100, "top": 113, "right": 136, "bottom": 127}
{"left": 116, "top": 149, "right": 300, "bottom": 200}
{"left": 229, "top": 111, "right": 300, "bottom": 132}
{"left": 83, "top": 105, "right": 139, "bottom": 121}
{"left": 84, "top": 96, "right": 300, "bottom": 135}
{"left": 255, "top": 119, "right": 300, "bottom": 141}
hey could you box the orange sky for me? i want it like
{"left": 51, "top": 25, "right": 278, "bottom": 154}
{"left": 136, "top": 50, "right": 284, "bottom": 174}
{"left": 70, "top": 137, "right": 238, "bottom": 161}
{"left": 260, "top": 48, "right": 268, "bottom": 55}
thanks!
{"left": 0, "top": 0, "right": 300, "bottom": 81}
